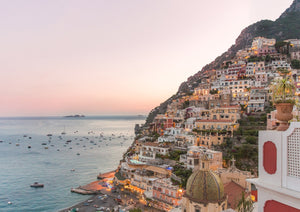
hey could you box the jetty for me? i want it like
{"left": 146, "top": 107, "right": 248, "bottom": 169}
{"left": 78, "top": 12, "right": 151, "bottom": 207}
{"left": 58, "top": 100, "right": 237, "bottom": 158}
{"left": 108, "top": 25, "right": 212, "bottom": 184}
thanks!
{"left": 71, "top": 171, "right": 116, "bottom": 195}
{"left": 71, "top": 187, "right": 98, "bottom": 195}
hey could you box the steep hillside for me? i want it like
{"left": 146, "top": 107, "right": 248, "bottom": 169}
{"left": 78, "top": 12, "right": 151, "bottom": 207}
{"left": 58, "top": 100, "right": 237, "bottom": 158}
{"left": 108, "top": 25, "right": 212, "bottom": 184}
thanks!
{"left": 145, "top": 0, "right": 300, "bottom": 124}
{"left": 178, "top": 0, "right": 300, "bottom": 94}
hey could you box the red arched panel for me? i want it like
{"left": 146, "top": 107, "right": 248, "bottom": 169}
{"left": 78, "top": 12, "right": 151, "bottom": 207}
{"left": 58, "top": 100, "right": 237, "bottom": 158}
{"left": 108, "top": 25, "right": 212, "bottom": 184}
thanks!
{"left": 263, "top": 141, "right": 277, "bottom": 174}
{"left": 265, "top": 200, "right": 300, "bottom": 212}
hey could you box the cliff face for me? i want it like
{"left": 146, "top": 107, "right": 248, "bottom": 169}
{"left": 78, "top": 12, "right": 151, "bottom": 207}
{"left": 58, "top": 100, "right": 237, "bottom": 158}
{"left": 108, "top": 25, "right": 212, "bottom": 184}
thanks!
{"left": 146, "top": 0, "right": 300, "bottom": 124}
{"left": 280, "top": 0, "right": 300, "bottom": 18}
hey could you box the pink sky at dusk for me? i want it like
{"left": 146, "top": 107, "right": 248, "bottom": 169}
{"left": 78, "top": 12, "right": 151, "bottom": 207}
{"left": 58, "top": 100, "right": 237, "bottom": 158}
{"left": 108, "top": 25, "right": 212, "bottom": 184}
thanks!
{"left": 0, "top": 0, "right": 293, "bottom": 116}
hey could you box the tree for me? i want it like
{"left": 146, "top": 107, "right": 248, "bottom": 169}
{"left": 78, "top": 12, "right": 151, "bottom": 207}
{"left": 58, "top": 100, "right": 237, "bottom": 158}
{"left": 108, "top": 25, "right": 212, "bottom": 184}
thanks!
{"left": 265, "top": 54, "right": 271, "bottom": 62}
{"left": 237, "top": 192, "right": 254, "bottom": 212}
{"left": 245, "top": 136, "right": 257, "bottom": 144}
{"left": 129, "top": 209, "right": 142, "bottom": 212}
{"left": 291, "top": 59, "right": 300, "bottom": 69}
{"left": 275, "top": 41, "right": 288, "bottom": 54}
{"left": 270, "top": 68, "right": 295, "bottom": 103}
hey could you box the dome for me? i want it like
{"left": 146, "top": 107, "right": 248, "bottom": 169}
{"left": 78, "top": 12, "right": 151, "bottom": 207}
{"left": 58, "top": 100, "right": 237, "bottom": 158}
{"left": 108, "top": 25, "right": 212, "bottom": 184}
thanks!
{"left": 185, "top": 168, "right": 225, "bottom": 204}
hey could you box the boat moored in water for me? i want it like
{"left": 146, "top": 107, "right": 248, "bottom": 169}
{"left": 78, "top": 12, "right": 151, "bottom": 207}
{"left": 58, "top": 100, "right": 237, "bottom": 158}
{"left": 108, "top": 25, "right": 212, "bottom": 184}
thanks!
{"left": 30, "top": 182, "right": 44, "bottom": 188}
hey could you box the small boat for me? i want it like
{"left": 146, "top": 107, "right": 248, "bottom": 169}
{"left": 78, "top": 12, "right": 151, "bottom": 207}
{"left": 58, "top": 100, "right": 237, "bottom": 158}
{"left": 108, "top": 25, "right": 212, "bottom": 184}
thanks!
{"left": 76, "top": 153, "right": 80, "bottom": 155}
{"left": 30, "top": 182, "right": 44, "bottom": 188}
{"left": 16, "top": 143, "right": 20, "bottom": 146}
{"left": 8, "top": 201, "right": 12, "bottom": 205}
{"left": 47, "top": 134, "right": 52, "bottom": 137}
{"left": 28, "top": 145, "right": 31, "bottom": 149}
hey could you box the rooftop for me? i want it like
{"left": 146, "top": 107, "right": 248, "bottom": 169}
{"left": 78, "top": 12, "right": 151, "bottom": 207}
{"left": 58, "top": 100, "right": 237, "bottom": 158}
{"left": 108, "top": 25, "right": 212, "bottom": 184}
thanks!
{"left": 196, "top": 119, "right": 233, "bottom": 123}
{"left": 224, "top": 181, "right": 248, "bottom": 209}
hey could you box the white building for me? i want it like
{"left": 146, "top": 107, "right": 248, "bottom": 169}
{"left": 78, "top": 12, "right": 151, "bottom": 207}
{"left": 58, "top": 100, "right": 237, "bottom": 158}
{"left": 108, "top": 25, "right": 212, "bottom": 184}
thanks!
{"left": 269, "top": 60, "right": 291, "bottom": 70}
{"left": 139, "top": 142, "right": 170, "bottom": 161}
{"left": 158, "top": 135, "right": 176, "bottom": 143}
{"left": 185, "top": 117, "right": 196, "bottom": 131}
{"left": 164, "top": 127, "right": 182, "bottom": 136}
{"left": 248, "top": 122, "right": 300, "bottom": 211}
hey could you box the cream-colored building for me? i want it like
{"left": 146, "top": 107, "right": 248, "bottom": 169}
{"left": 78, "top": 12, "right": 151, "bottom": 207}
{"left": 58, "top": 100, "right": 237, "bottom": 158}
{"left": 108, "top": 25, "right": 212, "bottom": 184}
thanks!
{"left": 208, "top": 106, "right": 241, "bottom": 122}
{"left": 182, "top": 146, "right": 223, "bottom": 171}
{"left": 217, "top": 158, "right": 253, "bottom": 191}
{"left": 195, "top": 119, "right": 238, "bottom": 133}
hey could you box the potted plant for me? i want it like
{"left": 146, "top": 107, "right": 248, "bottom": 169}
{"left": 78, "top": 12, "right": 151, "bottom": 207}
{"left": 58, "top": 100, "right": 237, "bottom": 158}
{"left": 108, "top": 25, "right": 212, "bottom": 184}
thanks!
{"left": 270, "top": 68, "right": 296, "bottom": 131}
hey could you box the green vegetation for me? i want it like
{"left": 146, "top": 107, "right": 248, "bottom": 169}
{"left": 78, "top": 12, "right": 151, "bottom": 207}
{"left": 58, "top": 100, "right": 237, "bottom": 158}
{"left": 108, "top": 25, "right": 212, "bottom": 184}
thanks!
{"left": 215, "top": 111, "right": 269, "bottom": 173}
{"left": 250, "top": 12, "right": 300, "bottom": 42}
{"left": 183, "top": 100, "right": 190, "bottom": 109}
{"left": 245, "top": 136, "right": 257, "bottom": 145}
{"left": 168, "top": 150, "right": 187, "bottom": 161}
{"left": 270, "top": 68, "right": 295, "bottom": 104}
{"left": 275, "top": 41, "right": 289, "bottom": 54}
{"left": 210, "top": 89, "right": 219, "bottom": 95}
{"left": 237, "top": 192, "right": 254, "bottom": 212}
{"left": 172, "top": 163, "right": 193, "bottom": 189}
{"left": 157, "top": 150, "right": 187, "bottom": 161}
{"left": 129, "top": 209, "right": 142, "bottom": 212}
{"left": 149, "top": 132, "right": 160, "bottom": 141}
{"left": 291, "top": 59, "right": 300, "bottom": 69}
{"left": 247, "top": 56, "right": 265, "bottom": 62}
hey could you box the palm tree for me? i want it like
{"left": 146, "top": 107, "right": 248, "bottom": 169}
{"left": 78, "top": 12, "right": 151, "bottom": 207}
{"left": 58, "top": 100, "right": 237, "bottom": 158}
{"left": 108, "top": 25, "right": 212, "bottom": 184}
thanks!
{"left": 237, "top": 191, "right": 254, "bottom": 212}
{"left": 270, "top": 68, "right": 295, "bottom": 103}
{"left": 271, "top": 78, "right": 295, "bottom": 102}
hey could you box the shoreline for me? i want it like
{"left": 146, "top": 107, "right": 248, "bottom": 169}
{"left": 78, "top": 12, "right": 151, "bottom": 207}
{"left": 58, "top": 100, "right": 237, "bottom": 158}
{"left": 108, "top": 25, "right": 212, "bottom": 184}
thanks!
{"left": 59, "top": 170, "right": 117, "bottom": 212}
{"left": 59, "top": 169, "right": 159, "bottom": 212}
{"left": 58, "top": 122, "right": 145, "bottom": 211}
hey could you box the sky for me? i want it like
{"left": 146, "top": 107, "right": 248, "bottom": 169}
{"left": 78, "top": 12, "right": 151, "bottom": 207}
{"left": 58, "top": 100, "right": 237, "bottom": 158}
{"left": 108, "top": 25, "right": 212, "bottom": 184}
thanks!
{"left": 0, "top": 0, "right": 294, "bottom": 116}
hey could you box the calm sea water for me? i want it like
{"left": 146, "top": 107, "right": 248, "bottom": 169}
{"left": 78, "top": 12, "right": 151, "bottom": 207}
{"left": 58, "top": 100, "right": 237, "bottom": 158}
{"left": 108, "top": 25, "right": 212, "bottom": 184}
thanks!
{"left": 0, "top": 116, "right": 145, "bottom": 212}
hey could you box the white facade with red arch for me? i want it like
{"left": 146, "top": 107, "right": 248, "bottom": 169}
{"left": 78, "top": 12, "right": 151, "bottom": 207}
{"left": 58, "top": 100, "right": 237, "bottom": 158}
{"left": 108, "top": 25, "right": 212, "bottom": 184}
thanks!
{"left": 248, "top": 122, "right": 300, "bottom": 211}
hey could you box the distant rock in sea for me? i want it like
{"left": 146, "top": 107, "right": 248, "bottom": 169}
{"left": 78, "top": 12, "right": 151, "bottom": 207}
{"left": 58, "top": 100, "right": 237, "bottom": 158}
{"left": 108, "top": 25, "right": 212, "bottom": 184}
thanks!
{"left": 64, "top": 115, "right": 85, "bottom": 118}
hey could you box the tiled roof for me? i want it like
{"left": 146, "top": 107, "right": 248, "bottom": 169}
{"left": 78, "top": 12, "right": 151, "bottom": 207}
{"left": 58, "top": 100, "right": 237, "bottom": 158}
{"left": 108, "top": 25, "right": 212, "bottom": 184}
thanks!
{"left": 224, "top": 181, "right": 249, "bottom": 209}
{"left": 142, "top": 142, "right": 160, "bottom": 147}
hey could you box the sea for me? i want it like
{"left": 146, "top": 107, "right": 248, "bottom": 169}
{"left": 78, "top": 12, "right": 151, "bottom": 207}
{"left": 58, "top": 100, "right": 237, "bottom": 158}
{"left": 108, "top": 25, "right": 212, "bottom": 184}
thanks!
{"left": 0, "top": 115, "right": 145, "bottom": 212}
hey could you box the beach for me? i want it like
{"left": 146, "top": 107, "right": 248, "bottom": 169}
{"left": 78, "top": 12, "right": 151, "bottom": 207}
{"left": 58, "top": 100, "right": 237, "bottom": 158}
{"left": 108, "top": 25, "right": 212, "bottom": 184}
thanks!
{"left": 60, "top": 171, "right": 162, "bottom": 212}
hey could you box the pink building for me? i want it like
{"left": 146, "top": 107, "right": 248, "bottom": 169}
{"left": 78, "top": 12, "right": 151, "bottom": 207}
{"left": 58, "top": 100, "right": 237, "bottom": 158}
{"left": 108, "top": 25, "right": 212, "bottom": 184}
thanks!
{"left": 152, "top": 114, "right": 174, "bottom": 134}
{"left": 152, "top": 178, "right": 183, "bottom": 209}
{"left": 258, "top": 45, "right": 276, "bottom": 56}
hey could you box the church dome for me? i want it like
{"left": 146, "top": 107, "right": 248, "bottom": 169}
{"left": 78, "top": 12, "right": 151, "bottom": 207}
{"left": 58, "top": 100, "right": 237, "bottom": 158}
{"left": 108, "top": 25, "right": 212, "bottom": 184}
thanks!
{"left": 185, "top": 168, "right": 225, "bottom": 204}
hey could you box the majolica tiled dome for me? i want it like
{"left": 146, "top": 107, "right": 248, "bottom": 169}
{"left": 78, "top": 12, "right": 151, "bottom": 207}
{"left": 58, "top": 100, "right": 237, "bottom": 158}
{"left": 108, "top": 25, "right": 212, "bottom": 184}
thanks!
{"left": 185, "top": 169, "right": 225, "bottom": 204}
